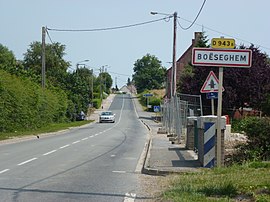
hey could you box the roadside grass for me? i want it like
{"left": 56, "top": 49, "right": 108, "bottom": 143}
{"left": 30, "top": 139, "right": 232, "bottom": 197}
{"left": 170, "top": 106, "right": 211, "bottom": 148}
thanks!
{"left": 0, "top": 120, "right": 93, "bottom": 141}
{"left": 161, "top": 162, "right": 270, "bottom": 202}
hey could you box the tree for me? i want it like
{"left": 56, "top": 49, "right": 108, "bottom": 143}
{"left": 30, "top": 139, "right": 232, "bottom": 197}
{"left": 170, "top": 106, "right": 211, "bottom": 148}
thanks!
{"left": 178, "top": 35, "right": 270, "bottom": 115}
{"left": 23, "top": 41, "right": 70, "bottom": 87}
{"left": 132, "top": 54, "right": 166, "bottom": 93}
{"left": 96, "top": 72, "right": 113, "bottom": 95}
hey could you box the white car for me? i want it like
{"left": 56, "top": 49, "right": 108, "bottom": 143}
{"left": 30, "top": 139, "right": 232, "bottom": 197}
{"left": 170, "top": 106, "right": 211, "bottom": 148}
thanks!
{"left": 99, "top": 111, "right": 115, "bottom": 123}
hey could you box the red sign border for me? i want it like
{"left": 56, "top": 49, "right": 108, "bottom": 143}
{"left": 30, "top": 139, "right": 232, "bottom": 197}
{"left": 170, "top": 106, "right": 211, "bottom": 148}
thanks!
{"left": 192, "top": 48, "right": 252, "bottom": 68}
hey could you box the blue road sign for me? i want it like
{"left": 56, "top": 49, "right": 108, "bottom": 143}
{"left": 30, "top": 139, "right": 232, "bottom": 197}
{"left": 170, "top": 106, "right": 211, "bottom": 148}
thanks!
{"left": 206, "top": 92, "right": 218, "bottom": 99}
{"left": 154, "top": 106, "right": 160, "bottom": 112}
{"left": 143, "top": 93, "right": 153, "bottom": 97}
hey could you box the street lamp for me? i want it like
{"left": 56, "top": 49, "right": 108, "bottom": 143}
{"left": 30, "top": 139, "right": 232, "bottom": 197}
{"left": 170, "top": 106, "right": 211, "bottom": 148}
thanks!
{"left": 151, "top": 11, "right": 177, "bottom": 98}
{"left": 76, "top": 59, "right": 90, "bottom": 69}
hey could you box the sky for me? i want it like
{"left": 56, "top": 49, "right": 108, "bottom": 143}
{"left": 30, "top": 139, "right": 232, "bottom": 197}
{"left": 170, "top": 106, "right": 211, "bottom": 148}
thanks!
{"left": 1, "top": 0, "right": 270, "bottom": 88}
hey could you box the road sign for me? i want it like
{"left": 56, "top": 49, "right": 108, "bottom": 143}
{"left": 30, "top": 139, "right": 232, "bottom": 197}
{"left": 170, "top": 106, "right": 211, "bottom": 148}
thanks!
{"left": 192, "top": 48, "right": 252, "bottom": 68}
{"left": 211, "top": 38, "right": 235, "bottom": 49}
{"left": 143, "top": 93, "right": 153, "bottom": 97}
{"left": 200, "top": 71, "right": 224, "bottom": 93}
{"left": 154, "top": 106, "right": 160, "bottom": 112}
{"left": 206, "top": 92, "right": 218, "bottom": 99}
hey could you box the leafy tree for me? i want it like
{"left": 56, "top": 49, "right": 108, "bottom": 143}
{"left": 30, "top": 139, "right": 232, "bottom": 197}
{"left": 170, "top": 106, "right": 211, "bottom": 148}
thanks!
{"left": 96, "top": 72, "right": 113, "bottom": 95}
{"left": 23, "top": 41, "right": 70, "bottom": 87}
{"left": 0, "top": 44, "right": 17, "bottom": 71}
{"left": 132, "top": 54, "right": 166, "bottom": 93}
{"left": 178, "top": 33, "right": 270, "bottom": 115}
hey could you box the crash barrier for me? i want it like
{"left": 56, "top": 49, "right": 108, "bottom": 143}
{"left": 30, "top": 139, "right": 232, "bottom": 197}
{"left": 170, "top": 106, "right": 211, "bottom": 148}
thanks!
{"left": 196, "top": 116, "right": 226, "bottom": 167}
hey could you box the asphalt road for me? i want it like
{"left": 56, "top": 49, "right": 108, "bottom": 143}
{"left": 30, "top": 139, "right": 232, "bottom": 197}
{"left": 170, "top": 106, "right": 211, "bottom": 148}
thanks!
{"left": 0, "top": 94, "right": 149, "bottom": 202}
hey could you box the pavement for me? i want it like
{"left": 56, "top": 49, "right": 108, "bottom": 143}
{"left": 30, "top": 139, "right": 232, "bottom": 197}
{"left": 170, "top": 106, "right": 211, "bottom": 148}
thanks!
{"left": 91, "top": 93, "right": 201, "bottom": 175}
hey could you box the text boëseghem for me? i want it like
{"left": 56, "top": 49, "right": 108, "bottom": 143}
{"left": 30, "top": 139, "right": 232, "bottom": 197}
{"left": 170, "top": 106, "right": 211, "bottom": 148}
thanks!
{"left": 197, "top": 53, "right": 247, "bottom": 62}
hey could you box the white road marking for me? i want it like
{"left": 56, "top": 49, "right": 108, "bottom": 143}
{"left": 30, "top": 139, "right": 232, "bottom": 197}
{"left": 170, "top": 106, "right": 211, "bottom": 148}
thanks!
{"left": 111, "top": 154, "right": 116, "bottom": 157}
{"left": 60, "top": 144, "right": 70, "bottom": 149}
{"left": 43, "top": 150, "right": 57, "bottom": 156}
{"left": 18, "top": 158, "right": 37, "bottom": 166}
{"left": 81, "top": 137, "right": 88, "bottom": 141}
{"left": 112, "top": 170, "right": 126, "bottom": 174}
{"left": 72, "top": 140, "right": 80, "bottom": 144}
{"left": 89, "top": 135, "right": 94, "bottom": 138}
{"left": 124, "top": 193, "right": 136, "bottom": 202}
{"left": 0, "top": 169, "right": 10, "bottom": 174}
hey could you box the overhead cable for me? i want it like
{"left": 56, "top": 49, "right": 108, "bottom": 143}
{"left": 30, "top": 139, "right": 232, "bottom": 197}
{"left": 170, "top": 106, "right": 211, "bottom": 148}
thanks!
{"left": 178, "top": 0, "right": 207, "bottom": 30}
{"left": 47, "top": 16, "right": 172, "bottom": 32}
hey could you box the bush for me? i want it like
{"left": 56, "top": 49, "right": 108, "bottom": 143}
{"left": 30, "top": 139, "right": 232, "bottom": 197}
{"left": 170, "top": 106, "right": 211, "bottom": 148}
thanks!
{"left": 92, "top": 99, "right": 101, "bottom": 109}
{"left": 0, "top": 70, "right": 68, "bottom": 133}
{"left": 234, "top": 117, "right": 270, "bottom": 162}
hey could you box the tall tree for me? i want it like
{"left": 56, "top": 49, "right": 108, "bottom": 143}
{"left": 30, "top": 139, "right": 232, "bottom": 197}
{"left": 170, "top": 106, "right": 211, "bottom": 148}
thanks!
{"left": 23, "top": 41, "right": 70, "bottom": 87}
{"left": 132, "top": 54, "right": 166, "bottom": 93}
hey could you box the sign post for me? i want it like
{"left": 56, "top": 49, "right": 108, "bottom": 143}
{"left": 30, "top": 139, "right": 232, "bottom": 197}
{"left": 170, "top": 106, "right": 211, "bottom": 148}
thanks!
{"left": 192, "top": 42, "right": 252, "bottom": 167}
{"left": 200, "top": 71, "right": 223, "bottom": 115}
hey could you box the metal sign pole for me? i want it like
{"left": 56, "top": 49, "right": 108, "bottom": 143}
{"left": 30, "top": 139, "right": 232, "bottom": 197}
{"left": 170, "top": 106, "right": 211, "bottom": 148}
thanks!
{"left": 216, "top": 67, "right": 223, "bottom": 167}
{"left": 211, "top": 99, "right": 215, "bottom": 115}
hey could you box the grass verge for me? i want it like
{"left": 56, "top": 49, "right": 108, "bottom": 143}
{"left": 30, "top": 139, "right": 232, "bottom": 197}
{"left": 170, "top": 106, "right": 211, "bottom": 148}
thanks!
{"left": 160, "top": 162, "right": 270, "bottom": 202}
{"left": 0, "top": 120, "right": 93, "bottom": 141}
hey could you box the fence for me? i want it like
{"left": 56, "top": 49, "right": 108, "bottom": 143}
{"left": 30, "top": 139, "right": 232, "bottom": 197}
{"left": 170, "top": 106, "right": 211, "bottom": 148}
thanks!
{"left": 161, "top": 93, "right": 202, "bottom": 143}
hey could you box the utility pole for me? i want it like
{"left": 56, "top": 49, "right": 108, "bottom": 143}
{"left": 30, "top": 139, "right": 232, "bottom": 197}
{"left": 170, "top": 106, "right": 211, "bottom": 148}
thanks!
{"left": 172, "top": 12, "right": 177, "bottom": 97}
{"left": 100, "top": 67, "right": 103, "bottom": 100}
{"left": 41, "top": 27, "right": 46, "bottom": 89}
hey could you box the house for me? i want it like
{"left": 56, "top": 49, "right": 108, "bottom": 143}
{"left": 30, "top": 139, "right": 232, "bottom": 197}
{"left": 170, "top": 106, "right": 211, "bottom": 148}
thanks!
{"left": 166, "top": 32, "right": 202, "bottom": 98}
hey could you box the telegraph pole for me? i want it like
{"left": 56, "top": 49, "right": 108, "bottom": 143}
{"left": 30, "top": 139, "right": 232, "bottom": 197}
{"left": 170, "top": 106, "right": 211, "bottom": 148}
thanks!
{"left": 41, "top": 27, "right": 46, "bottom": 89}
{"left": 172, "top": 12, "right": 177, "bottom": 97}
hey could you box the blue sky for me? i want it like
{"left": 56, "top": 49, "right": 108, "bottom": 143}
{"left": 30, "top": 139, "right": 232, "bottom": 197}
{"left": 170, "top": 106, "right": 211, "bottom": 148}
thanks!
{"left": 1, "top": 0, "right": 270, "bottom": 88}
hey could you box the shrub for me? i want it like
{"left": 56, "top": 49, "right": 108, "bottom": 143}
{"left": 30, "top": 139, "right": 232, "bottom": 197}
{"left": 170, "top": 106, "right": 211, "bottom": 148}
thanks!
{"left": 235, "top": 117, "right": 270, "bottom": 161}
{"left": 92, "top": 99, "right": 101, "bottom": 109}
{"left": 0, "top": 70, "right": 68, "bottom": 133}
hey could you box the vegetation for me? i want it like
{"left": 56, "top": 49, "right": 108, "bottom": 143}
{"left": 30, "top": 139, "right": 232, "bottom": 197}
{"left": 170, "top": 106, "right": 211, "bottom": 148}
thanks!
{"left": 231, "top": 117, "right": 270, "bottom": 162}
{"left": 160, "top": 162, "right": 270, "bottom": 202}
{"left": 0, "top": 42, "right": 113, "bottom": 138}
{"left": 0, "top": 120, "right": 93, "bottom": 141}
{"left": 178, "top": 33, "right": 270, "bottom": 116}
{"left": 138, "top": 89, "right": 164, "bottom": 112}
{"left": 132, "top": 54, "right": 166, "bottom": 93}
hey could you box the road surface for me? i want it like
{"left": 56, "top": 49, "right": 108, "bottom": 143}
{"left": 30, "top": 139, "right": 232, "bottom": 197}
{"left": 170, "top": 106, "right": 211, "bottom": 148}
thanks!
{"left": 0, "top": 94, "right": 149, "bottom": 202}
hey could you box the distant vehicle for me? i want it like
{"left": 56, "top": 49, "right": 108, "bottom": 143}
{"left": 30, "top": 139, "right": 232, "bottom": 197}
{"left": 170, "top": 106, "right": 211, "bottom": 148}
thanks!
{"left": 99, "top": 111, "right": 115, "bottom": 123}
{"left": 76, "top": 111, "right": 86, "bottom": 121}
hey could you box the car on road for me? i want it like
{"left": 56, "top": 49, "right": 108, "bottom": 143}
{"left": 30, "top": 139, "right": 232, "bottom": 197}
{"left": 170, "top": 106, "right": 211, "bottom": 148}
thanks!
{"left": 99, "top": 111, "right": 115, "bottom": 123}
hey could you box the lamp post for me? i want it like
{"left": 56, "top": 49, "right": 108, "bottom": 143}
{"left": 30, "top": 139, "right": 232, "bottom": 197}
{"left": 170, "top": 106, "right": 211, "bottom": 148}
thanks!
{"left": 99, "top": 65, "right": 109, "bottom": 100}
{"left": 151, "top": 11, "right": 177, "bottom": 98}
{"left": 76, "top": 59, "right": 89, "bottom": 70}
{"left": 151, "top": 11, "right": 178, "bottom": 140}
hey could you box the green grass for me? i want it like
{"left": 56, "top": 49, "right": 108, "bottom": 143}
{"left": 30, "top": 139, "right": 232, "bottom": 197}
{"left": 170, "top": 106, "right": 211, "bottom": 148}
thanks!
{"left": 0, "top": 120, "right": 93, "bottom": 141}
{"left": 161, "top": 162, "right": 270, "bottom": 202}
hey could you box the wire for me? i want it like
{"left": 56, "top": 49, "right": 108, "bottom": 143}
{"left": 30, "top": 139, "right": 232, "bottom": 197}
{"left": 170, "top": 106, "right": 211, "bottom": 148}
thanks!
{"left": 107, "top": 71, "right": 131, "bottom": 77}
{"left": 47, "top": 16, "right": 172, "bottom": 32}
{"left": 177, "top": 16, "right": 270, "bottom": 51}
{"left": 178, "top": 0, "right": 207, "bottom": 30}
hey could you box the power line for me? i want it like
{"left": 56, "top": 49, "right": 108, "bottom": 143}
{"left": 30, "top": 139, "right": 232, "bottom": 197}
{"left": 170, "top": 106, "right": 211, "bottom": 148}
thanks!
{"left": 47, "top": 16, "right": 172, "bottom": 32}
{"left": 178, "top": 0, "right": 207, "bottom": 30}
{"left": 177, "top": 16, "right": 270, "bottom": 51}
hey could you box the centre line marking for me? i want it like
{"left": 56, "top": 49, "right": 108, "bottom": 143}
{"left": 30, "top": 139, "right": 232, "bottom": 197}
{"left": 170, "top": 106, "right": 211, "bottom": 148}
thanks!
{"left": 18, "top": 158, "right": 37, "bottom": 166}
{"left": 112, "top": 171, "right": 126, "bottom": 174}
{"left": 72, "top": 140, "right": 80, "bottom": 144}
{"left": 0, "top": 169, "right": 10, "bottom": 174}
{"left": 82, "top": 137, "right": 88, "bottom": 141}
{"left": 60, "top": 144, "right": 70, "bottom": 149}
{"left": 43, "top": 150, "right": 57, "bottom": 156}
